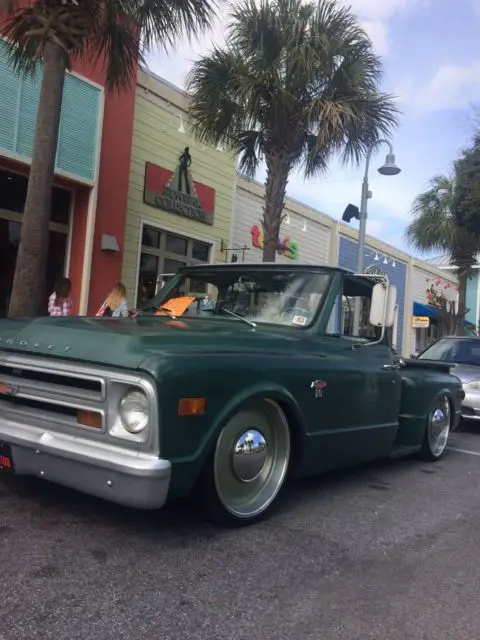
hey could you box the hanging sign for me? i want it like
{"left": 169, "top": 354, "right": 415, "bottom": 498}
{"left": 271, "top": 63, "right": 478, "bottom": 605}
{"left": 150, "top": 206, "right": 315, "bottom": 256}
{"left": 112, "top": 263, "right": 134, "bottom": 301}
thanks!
{"left": 412, "top": 316, "right": 430, "bottom": 328}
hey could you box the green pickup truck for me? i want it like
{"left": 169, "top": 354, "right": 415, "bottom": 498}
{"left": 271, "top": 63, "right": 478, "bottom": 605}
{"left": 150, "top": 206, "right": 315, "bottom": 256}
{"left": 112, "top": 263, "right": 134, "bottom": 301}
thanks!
{"left": 0, "top": 264, "right": 464, "bottom": 526}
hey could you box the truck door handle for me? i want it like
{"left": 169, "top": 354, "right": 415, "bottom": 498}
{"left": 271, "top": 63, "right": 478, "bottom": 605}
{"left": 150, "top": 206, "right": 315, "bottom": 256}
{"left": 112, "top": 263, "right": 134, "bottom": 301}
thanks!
{"left": 383, "top": 364, "right": 400, "bottom": 370}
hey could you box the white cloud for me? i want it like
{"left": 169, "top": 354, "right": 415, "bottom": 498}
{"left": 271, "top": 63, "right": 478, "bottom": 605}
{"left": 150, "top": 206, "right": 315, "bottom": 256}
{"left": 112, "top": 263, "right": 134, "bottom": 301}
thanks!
{"left": 341, "top": 0, "right": 430, "bottom": 54}
{"left": 397, "top": 61, "right": 480, "bottom": 113}
{"left": 471, "top": 0, "right": 480, "bottom": 16}
{"left": 147, "top": 0, "right": 429, "bottom": 86}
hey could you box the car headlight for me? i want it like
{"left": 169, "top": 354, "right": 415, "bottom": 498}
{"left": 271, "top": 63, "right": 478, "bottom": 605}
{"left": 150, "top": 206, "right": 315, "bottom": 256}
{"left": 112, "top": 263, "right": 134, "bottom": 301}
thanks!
{"left": 464, "top": 380, "right": 480, "bottom": 391}
{"left": 119, "top": 389, "right": 149, "bottom": 433}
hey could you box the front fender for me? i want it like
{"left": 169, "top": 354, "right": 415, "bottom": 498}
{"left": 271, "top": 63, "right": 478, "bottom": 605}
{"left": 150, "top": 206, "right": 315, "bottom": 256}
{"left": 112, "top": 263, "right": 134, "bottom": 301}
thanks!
{"left": 164, "top": 378, "right": 306, "bottom": 498}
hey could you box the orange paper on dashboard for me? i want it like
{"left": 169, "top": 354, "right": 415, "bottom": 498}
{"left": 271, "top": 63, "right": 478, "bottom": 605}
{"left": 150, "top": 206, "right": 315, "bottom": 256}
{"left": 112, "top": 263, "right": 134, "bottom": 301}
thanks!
{"left": 155, "top": 296, "right": 196, "bottom": 317}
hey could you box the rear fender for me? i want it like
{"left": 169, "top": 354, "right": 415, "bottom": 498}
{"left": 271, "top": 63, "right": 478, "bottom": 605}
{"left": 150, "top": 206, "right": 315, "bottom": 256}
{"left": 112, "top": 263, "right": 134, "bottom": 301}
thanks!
{"left": 396, "top": 372, "right": 463, "bottom": 448}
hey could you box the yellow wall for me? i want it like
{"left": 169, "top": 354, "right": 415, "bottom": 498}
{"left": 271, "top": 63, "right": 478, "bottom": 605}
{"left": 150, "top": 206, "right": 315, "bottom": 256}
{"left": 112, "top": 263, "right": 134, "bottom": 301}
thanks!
{"left": 121, "top": 69, "right": 237, "bottom": 306}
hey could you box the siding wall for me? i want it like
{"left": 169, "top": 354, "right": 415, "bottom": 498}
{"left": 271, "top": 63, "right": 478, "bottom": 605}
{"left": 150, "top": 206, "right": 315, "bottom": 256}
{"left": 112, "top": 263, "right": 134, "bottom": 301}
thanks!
{"left": 121, "top": 71, "right": 237, "bottom": 306}
{"left": 233, "top": 179, "right": 334, "bottom": 265}
{"left": 339, "top": 235, "right": 407, "bottom": 352}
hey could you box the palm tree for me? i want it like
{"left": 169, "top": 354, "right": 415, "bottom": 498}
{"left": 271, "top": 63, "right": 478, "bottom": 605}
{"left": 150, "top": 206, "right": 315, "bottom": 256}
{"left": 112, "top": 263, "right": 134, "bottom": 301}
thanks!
{"left": 2, "top": 0, "right": 218, "bottom": 317}
{"left": 186, "top": 0, "right": 399, "bottom": 261}
{"left": 405, "top": 174, "right": 479, "bottom": 336}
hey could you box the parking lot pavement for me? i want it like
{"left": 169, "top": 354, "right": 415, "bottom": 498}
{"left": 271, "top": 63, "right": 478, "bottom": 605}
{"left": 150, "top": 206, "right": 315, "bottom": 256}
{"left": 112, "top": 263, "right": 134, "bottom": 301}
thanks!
{"left": 1, "top": 428, "right": 480, "bottom": 640}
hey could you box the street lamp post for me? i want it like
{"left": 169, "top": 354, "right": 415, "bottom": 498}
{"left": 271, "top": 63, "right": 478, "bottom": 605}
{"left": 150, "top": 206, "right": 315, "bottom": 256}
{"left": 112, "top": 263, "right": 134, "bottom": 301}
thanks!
{"left": 352, "top": 139, "right": 401, "bottom": 335}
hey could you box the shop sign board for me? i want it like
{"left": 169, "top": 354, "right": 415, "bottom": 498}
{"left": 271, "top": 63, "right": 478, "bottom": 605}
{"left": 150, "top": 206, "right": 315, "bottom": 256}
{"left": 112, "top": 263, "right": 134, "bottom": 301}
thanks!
{"left": 144, "top": 147, "right": 215, "bottom": 225}
{"left": 412, "top": 316, "right": 430, "bottom": 328}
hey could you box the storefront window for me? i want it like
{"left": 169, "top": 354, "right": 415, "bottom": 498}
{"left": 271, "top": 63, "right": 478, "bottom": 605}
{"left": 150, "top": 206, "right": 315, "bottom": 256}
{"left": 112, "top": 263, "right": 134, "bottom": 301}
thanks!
{"left": 166, "top": 233, "right": 188, "bottom": 255}
{"left": 192, "top": 241, "right": 209, "bottom": 261}
{"left": 0, "top": 223, "right": 68, "bottom": 316}
{"left": 0, "top": 168, "right": 71, "bottom": 317}
{"left": 136, "top": 225, "right": 211, "bottom": 306}
{"left": 142, "top": 227, "right": 160, "bottom": 248}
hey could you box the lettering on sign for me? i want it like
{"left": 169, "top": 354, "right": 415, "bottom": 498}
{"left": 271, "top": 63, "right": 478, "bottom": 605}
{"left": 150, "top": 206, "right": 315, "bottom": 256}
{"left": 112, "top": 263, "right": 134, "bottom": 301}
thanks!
{"left": 143, "top": 147, "right": 216, "bottom": 225}
{"left": 250, "top": 224, "right": 298, "bottom": 260}
{"left": 412, "top": 316, "right": 430, "bottom": 328}
{"left": 365, "top": 264, "right": 387, "bottom": 281}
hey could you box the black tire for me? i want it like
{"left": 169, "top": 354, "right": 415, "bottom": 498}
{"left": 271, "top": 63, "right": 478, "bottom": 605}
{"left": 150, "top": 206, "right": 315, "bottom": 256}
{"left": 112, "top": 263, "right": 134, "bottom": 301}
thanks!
{"left": 197, "top": 399, "right": 291, "bottom": 527}
{"left": 418, "top": 394, "right": 452, "bottom": 462}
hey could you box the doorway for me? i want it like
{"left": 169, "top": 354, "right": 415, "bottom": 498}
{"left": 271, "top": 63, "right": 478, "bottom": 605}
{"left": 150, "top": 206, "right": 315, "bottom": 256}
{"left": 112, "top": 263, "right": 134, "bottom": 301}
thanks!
{"left": 0, "top": 168, "right": 71, "bottom": 316}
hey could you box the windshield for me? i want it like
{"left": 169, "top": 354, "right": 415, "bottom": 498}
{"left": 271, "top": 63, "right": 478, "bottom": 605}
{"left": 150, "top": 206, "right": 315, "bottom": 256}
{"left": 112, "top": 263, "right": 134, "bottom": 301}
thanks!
{"left": 141, "top": 268, "right": 332, "bottom": 328}
{"left": 418, "top": 338, "right": 480, "bottom": 365}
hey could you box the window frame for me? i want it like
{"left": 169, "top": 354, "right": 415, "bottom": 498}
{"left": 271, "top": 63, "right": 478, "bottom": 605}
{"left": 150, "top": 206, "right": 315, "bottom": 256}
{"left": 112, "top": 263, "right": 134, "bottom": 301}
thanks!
{"left": 136, "top": 221, "right": 214, "bottom": 306}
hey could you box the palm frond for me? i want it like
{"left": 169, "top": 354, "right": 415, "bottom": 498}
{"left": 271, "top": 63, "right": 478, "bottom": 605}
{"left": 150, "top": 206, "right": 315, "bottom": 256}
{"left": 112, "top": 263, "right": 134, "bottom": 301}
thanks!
{"left": 186, "top": 47, "right": 248, "bottom": 145}
{"left": 188, "top": 0, "right": 400, "bottom": 184}
{"left": 234, "top": 129, "right": 265, "bottom": 178}
{"left": 404, "top": 173, "right": 480, "bottom": 265}
{"left": 128, "top": 0, "right": 220, "bottom": 53}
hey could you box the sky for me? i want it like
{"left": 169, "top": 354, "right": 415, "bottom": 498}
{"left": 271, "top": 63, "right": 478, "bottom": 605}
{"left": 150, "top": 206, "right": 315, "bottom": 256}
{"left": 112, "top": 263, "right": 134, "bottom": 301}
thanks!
{"left": 145, "top": 0, "right": 480, "bottom": 258}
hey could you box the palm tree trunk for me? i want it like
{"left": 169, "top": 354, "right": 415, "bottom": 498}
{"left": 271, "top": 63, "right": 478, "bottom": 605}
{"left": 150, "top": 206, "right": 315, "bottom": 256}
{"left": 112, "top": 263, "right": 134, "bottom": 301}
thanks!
{"left": 456, "top": 269, "right": 468, "bottom": 336}
{"left": 8, "top": 43, "right": 68, "bottom": 318}
{"left": 263, "top": 152, "right": 291, "bottom": 262}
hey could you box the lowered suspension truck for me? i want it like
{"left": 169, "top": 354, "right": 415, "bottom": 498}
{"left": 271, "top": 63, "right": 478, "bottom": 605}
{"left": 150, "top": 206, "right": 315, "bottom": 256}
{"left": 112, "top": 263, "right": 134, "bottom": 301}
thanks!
{"left": 0, "top": 264, "right": 464, "bottom": 526}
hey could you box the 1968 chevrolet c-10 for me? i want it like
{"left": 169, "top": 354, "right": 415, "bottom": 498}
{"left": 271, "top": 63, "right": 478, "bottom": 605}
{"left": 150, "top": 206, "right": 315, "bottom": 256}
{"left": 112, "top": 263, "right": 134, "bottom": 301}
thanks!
{"left": 0, "top": 264, "right": 464, "bottom": 526}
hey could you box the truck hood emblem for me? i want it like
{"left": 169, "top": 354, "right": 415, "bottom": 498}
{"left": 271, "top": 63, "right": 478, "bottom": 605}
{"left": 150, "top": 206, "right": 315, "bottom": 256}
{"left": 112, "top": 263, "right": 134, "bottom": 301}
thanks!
{"left": 0, "top": 337, "right": 71, "bottom": 352}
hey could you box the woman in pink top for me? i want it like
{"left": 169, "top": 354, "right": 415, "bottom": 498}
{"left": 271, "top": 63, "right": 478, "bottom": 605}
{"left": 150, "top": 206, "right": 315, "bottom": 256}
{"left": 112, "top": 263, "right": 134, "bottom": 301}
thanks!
{"left": 48, "top": 278, "right": 73, "bottom": 316}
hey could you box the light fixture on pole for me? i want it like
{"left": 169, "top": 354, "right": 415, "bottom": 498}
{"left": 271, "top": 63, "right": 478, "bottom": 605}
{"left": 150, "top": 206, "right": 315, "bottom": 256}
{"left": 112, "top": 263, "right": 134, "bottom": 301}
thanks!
{"left": 352, "top": 139, "right": 401, "bottom": 335}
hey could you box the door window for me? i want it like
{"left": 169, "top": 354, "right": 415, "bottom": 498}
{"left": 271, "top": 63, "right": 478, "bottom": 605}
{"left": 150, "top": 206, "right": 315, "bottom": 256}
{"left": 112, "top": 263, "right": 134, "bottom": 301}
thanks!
{"left": 326, "top": 275, "right": 380, "bottom": 341}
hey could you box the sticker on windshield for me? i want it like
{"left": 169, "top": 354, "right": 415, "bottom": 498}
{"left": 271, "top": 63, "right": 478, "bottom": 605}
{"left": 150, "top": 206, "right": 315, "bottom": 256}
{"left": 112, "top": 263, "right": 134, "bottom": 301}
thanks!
{"left": 292, "top": 315, "right": 307, "bottom": 326}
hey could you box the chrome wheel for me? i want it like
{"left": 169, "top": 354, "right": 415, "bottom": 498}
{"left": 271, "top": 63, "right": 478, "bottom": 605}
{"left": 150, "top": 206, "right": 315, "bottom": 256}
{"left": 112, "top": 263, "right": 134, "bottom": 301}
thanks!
{"left": 428, "top": 396, "right": 451, "bottom": 458}
{"left": 213, "top": 400, "right": 290, "bottom": 520}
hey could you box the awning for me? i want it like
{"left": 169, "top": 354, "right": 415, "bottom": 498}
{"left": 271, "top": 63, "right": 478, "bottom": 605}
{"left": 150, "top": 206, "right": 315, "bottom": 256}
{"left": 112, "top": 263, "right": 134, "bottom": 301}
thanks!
{"left": 413, "top": 302, "right": 439, "bottom": 318}
{"left": 413, "top": 302, "right": 474, "bottom": 327}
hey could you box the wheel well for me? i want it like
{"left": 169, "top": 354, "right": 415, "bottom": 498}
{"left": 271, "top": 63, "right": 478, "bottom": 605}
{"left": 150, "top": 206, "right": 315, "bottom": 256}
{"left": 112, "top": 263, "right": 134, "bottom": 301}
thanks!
{"left": 274, "top": 399, "right": 304, "bottom": 476}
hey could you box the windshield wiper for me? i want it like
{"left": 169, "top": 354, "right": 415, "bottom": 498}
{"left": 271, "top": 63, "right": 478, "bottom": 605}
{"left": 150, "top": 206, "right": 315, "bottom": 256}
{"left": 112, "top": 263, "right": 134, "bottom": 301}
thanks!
{"left": 219, "top": 306, "right": 256, "bottom": 328}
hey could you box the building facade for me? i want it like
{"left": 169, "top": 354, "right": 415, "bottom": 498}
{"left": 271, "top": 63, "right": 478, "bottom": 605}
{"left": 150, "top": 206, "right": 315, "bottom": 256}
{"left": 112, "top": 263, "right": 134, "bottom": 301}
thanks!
{"left": 231, "top": 177, "right": 460, "bottom": 357}
{"left": 424, "top": 253, "right": 479, "bottom": 329}
{"left": 120, "top": 69, "right": 237, "bottom": 308}
{"left": 232, "top": 177, "right": 338, "bottom": 266}
{"left": 0, "top": 33, "right": 137, "bottom": 316}
{"left": 337, "top": 232, "right": 407, "bottom": 353}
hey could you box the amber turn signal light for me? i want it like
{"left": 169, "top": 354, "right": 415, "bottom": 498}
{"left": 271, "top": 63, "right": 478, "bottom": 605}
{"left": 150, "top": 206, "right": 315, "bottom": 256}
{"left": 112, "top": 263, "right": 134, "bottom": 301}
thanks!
{"left": 77, "top": 410, "right": 102, "bottom": 428}
{"left": 178, "top": 397, "right": 206, "bottom": 416}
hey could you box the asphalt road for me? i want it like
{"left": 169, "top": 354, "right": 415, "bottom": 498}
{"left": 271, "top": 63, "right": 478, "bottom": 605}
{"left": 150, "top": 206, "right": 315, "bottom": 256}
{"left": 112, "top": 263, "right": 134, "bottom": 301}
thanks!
{"left": 2, "top": 426, "right": 480, "bottom": 640}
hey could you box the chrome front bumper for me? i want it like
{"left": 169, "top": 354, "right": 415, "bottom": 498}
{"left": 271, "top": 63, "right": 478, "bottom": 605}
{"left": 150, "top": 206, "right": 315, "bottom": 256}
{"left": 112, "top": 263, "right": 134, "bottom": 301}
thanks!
{"left": 461, "top": 390, "right": 480, "bottom": 420}
{"left": 0, "top": 414, "right": 171, "bottom": 509}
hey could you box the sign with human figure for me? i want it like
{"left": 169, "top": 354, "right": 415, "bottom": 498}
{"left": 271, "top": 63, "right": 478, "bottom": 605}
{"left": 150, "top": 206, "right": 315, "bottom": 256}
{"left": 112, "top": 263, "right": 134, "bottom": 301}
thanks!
{"left": 144, "top": 148, "right": 215, "bottom": 225}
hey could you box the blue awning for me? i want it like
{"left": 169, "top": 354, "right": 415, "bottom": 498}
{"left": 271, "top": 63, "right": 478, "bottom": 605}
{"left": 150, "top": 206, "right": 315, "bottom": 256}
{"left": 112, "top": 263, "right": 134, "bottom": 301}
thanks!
{"left": 413, "top": 301, "right": 474, "bottom": 327}
{"left": 413, "top": 302, "right": 439, "bottom": 318}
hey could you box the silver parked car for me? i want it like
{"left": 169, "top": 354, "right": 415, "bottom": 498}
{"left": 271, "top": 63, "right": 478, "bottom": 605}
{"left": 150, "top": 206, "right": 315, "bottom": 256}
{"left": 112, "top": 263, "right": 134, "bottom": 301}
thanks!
{"left": 415, "top": 336, "right": 480, "bottom": 421}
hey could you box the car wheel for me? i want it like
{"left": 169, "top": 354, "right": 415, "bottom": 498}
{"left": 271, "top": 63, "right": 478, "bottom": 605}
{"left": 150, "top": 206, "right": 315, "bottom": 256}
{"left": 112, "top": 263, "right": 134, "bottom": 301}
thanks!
{"left": 198, "top": 399, "right": 291, "bottom": 527}
{"left": 419, "top": 395, "right": 452, "bottom": 461}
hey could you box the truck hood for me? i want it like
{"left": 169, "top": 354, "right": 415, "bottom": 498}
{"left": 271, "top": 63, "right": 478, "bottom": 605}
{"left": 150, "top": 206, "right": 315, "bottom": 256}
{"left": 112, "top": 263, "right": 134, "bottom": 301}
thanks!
{"left": 0, "top": 316, "right": 310, "bottom": 369}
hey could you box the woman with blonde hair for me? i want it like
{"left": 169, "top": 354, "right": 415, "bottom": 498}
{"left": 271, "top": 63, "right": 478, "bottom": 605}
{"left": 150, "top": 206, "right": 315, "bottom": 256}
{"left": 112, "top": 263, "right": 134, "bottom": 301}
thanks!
{"left": 96, "top": 283, "right": 129, "bottom": 318}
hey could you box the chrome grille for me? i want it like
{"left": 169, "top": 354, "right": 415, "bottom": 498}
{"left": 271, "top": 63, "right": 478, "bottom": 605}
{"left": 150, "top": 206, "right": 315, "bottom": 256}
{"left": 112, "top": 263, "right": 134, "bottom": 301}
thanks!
{"left": 0, "top": 354, "right": 106, "bottom": 432}
{"left": 0, "top": 352, "right": 160, "bottom": 453}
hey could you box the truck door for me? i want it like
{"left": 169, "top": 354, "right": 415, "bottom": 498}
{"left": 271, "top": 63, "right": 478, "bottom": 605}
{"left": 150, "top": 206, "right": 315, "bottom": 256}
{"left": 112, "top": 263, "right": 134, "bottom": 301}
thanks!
{"left": 310, "top": 274, "right": 402, "bottom": 468}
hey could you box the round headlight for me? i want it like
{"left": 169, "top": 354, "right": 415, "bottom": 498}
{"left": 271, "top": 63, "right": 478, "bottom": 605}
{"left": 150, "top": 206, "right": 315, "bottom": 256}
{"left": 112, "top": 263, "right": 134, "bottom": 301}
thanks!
{"left": 119, "top": 390, "right": 149, "bottom": 433}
